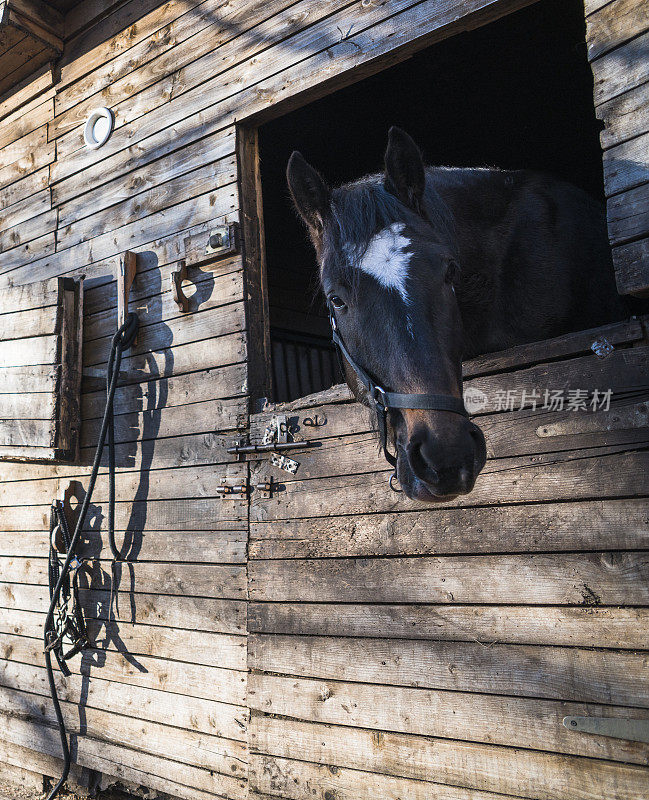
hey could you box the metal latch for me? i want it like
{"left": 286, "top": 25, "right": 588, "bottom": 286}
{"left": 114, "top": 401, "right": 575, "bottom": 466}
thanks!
{"left": 228, "top": 414, "right": 310, "bottom": 458}
{"left": 255, "top": 476, "right": 276, "bottom": 499}
{"left": 563, "top": 716, "right": 649, "bottom": 744}
{"left": 216, "top": 477, "right": 248, "bottom": 499}
{"left": 227, "top": 439, "right": 309, "bottom": 456}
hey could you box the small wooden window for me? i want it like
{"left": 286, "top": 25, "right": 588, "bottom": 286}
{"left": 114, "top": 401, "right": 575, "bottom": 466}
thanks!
{"left": 0, "top": 276, "right": 83, "bottom": 462}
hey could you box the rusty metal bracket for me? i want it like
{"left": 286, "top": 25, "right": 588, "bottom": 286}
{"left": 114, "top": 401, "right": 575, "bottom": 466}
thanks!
{"left": 171, "top": 259, "right": 191, "bottom": 312}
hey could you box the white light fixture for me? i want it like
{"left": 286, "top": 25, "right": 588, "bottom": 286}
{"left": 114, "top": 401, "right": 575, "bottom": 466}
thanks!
{"left": 84, "top": 107, "right": 114, "bottom": 149}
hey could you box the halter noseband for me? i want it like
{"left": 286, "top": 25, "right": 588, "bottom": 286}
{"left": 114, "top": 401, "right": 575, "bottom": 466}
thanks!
{"left": 330, "top": 308, "right": 468, "bottom": 470}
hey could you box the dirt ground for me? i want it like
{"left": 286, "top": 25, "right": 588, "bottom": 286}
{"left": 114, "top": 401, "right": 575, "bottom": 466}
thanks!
{"left": 0, "top": 777, "right": 141, "bottom": 800}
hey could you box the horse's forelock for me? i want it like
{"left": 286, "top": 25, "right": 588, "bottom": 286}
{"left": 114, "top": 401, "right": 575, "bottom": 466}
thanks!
{"left": 321, "top": 172, "right": 457, "bottom": 292}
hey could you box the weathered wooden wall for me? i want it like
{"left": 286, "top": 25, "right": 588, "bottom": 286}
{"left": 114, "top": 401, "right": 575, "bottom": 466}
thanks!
{"left": 0, "top": 0, "right": 647, "bottom": 797}
{"left": 248, "top": 318, "right": 649, "bottom": 800}
{"left": 586, "top": 0, "right": 649, "bottom": 295}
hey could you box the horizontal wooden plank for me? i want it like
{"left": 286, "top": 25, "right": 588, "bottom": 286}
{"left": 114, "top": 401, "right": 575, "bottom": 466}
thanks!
{"left": 0, "top": 494, "right": 247, "bottom": 532}
{"left": 0, "top": 134, "right": 54, "bottom": 194}
{"left": 58, "top": 0, "right": 212, "bottom": 88}
{"left": 0, "top": 208, "right": 57, "bottom": 254}
{"left": 51, "top": 0, "right": 303, "bottom": 140}
{"left": 0, "top": 418, "right": 53, "bottom": 447}
{"left": 0, "top": 557, "right": 247, "bottom": 598}
{"left": 249, "top": 751, "right": 545, "bottom": 800}
{"left": 0, "top": 231, "right": 55, "bottom": 275}
{"left": 248, "top": 634, "right": 649, "bottom": 706}
{"left": 248, "top": 602, "right": 649, "bottom": 649}
{"left": 0, "top": 187, "right": 50, "bottom": 232}
{"left": 0, "top": 391, "right": 54, "bottom": 419}
{"left": 84, "top": 329, "right": 247, "bottom": 383}
{"left": 612, "top": 236, "right": 649, "bottom": 295}
{"left": 0, "top": 686, "right": 248, "bottom": 794}
{"left": 0, "top": 580, "right": 246, "bottom": 634}
{"left": 0, "top": 304, "right": 57, "bottom": 341}
{"left": 598, "top": 81, "right": 649, "bottom": 150}
{"left": 250, "top": 449, "right": 649, "bottom": 520}
{"left": 1, "top": 711, "right": 245, "bottom": 800}
{"left": 0, "top": 364, "right": 57, "bottom": 393}
{"left": 0, "top": 630, "right": 246, "bottom": 705}
{"left": 249, "top": 498, "right": 649, "bottom": 559}
{"left": 56, "top": 127, "right": 235, "bottom": 228}
{"left": 0, "top": 94, "right": 52, "bottom": 152}
{"left": 603, "top": 131, "right": 649, "bottom": 196}
{"left": 2, "top": 608, "right": 246, "bottom": 670}
{"left": 607, "top": 181, "right": 649, "bottom": 244}
{"left": 592, "top": 29, "right": 649, "bottom": 105}
{"left": 0, "top": 61, "right": 51, "bottom": 120}
{"left": 0, "top": 203, "right": 236, "bottom": 288}
{"left": 248, "top": 673, "right": 649, "bottom": 765}
{"left": 0, "top": 164, "right": 49, "bottom": 212}
{"left": 81, "top": 396, "right": 246, "bottom": 454}
{"left": 82, "top": 361, "right": 247, "bottom": 419}
{"left": 57, "top": 158, "right": 237, "bottom": 252}
{"left": 246, "top": 406, "right": 649, "bottom": 483}
{"left": 0, "top": 738, "right": 86, "bottom": 793}
{"left": 0, "top": 275, "right": 58, "bottom": 311}
{"left": 249, "top": 551, "right": 649, "bottom": 605}
{"left": 251, "top": 717, "right": 649, "bottom": 800}
{"left": 0, "top": 657, "right": 247, "bottom": 741}
{"left": 0, "top": 462, "right": 249, "bottom": 508}
{"left": 586, "top": 0, "right": 648, "bottom": 61}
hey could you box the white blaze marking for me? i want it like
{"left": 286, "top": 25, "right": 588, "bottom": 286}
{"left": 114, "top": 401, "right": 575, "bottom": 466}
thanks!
{"left": 355, "top": 223, "right": 412, "bottom": 303}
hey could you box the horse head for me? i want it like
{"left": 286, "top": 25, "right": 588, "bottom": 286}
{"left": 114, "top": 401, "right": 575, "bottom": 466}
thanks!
{"left": 287, "top": 127, "right": 486, "bottom": 502}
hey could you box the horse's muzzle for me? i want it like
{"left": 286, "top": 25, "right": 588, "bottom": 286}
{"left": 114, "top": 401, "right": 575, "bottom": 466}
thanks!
{"left": 398, "top": 417, "right": 487, "bottom": 502}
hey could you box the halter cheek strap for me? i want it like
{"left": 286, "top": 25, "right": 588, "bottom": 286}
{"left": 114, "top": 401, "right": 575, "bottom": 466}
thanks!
{"left": 330, "top": 310, "right": 468, "bottom": 469}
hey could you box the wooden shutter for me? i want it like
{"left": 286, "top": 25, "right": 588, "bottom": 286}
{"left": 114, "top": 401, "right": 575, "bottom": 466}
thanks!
{"left": 585, "top": 0, "right": 649, "bottom": 296}
{"left": 0, "top": 276, "right": 83, "bottom": 462}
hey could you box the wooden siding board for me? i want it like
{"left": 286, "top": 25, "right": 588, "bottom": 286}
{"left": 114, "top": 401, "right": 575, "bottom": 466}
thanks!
{"left": 248, "top": 673, "right": 649, "bottom": 766}
{"left": 248, "top": 602, "right": 649, "bottom": 649}
{"left": 249, "top": 718, "right": 649, "bottom": 800}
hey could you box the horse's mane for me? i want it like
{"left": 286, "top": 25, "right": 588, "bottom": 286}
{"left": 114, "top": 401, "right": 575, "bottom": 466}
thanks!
{"left": 324, "top": 171, "right": 457, "bottom": 289}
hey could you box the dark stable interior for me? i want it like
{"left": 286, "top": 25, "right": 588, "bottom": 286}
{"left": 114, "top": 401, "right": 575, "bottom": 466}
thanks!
{"left": 258, "top": 0, "right": 606, "bottom": 402}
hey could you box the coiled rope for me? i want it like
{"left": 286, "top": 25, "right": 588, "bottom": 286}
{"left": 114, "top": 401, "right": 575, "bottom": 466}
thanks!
{"left": 44, "top": 312, "right": 139, "bottom": 800}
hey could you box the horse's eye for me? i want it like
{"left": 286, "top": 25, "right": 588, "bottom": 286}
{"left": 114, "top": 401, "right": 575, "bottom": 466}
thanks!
{"left": 330, "top": 295, "right": 346, "bottom": 310}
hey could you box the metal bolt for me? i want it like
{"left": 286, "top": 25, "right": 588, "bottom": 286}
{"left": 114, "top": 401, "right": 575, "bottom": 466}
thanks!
{"left": 209, "top": 232, "right": 223, "bottom": 249}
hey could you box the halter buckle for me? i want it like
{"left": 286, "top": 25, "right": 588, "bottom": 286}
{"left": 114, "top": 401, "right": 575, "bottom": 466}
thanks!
{"left": 371, "top": 385, "right": 388, "bottom": 408}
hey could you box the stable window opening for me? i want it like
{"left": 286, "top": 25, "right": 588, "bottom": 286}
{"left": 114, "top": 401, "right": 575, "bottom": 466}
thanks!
{"left": 245, "top": 0, "right": 612, "bottom": 404}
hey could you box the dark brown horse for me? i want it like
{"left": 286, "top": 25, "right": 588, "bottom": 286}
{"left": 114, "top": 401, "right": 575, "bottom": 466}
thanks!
{"left": 287, "top": 127, "right": 626, "bottom": 502}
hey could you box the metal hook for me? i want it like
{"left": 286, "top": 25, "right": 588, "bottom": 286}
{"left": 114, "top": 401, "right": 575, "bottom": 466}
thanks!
{"left": 171, "top": 259, "right": 191, "bottom": 312}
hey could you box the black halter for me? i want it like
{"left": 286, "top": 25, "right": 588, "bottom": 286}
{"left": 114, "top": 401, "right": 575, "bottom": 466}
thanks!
{"left": 330, "top": 309, "right": 468, "bottom": 470}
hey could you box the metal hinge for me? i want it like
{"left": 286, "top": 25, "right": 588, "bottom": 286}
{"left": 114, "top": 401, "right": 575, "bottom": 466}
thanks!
{"left": 563, "top": 716, "right": 649, "bottom": 744}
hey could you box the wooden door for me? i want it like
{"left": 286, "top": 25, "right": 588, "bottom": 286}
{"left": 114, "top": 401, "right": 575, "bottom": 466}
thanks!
{"left": 246, "top": 317, "right": 649, "bottom": 800}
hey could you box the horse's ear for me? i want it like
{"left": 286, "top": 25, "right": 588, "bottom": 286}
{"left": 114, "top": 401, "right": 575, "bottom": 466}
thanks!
{"left": 384, "top": 126, "right": 426, "bottom": 214}
{"left": 287, "top": 151, "right": 331, "bottom": 234}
